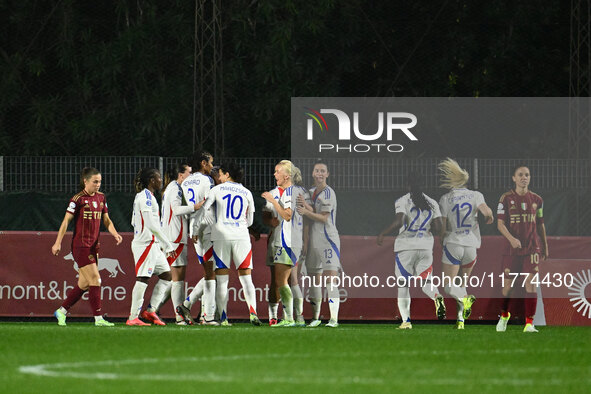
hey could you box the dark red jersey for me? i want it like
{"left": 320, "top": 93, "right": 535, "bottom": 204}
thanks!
{"left": 496, "top": 189, "right": 544, "bottom": 256}
{"left": 66, "top": 191, "right": 108, "bottom": 249}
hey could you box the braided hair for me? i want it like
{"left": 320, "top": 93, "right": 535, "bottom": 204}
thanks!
{"left": 134, "top": 168, "right": 160, "bottom": 193}
{"left": 407, "top": 171, "right": 432, "bottom": 211}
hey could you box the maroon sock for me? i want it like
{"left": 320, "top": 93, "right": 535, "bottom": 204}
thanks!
{"left": 89, "top": 286, "right": 102, "bottom": 316}
{"left": 61, "top": 286, "right": 86, "bottom": 310}
{"left": 501, "top": 297, "right": 511, "bottom": 316}
{"left": 524, "top": 296, "right": 537, "bottom": 322}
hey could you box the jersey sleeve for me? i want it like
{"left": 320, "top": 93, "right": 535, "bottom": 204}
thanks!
{"left": 318, "top": 189, "right": 334, "bottom": 213}
{"left": 66, "top": 198, "right": 78, "bottom": 215}
{"left": 536, "top": 195, "right": 544, "bottom": 224}
{"left": 431, "top": 200, "right": 442, "bottom": 218}
{"left": 475, "top": 191, "right": 485, "bottom": 208}
{"left": 246, "top": 191, "right": 255, "bottom": 227}
{"left": 140, "top": 190, "right": 154, "bottom": 212}
{"left": 497, "top": 194, "right": 508, "bottom": 222}
{"left": 281, "top": 188, "right": 293, "bottom": 210}
{"left": 394, "top": 197, "right": 404, "bottom": 214}
{"left": 102, "top": 195, "right": 109, "bottom": 214}
{"left": 438, "top": 196, "right": 448, "bottom": 216}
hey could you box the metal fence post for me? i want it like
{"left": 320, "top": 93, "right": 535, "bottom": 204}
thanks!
{"left": 473, "top": 158, "right": 479, "bottom": 190}
{"left": 0, "top": 156, "right": 3, "bottom": 192}
{"left": 158, "top": 157, "right": 164, "bottom": 178}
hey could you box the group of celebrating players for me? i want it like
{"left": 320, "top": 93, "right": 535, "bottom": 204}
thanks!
{"left": 51, "top": 154, "right": 548, "bottom": 333}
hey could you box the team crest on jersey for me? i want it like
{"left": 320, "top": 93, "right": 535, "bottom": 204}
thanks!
{"left": 84, "top": 200, "right": 88, "bottom": 204}
{"left": 92, "top": 201, "right": 98, "bottom": 208}
{"left": 521, "top": 203, "right": 527, "bottom": 210}
{"left": 84, "top": 204, "right": 90, "bottom": 208}
{"left": 88, "top": 255, "right": 95, "bottom": 261}
{"left": 532, "top": 203, "right": 537, "bottom": 211}
{"left": 147, "top": 268, "right": 153, "bottom": 275}
{"left": 100, "top": 202, "right": 104, "bottom": 208}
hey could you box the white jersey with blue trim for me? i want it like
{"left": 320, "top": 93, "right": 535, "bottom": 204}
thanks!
{"left": 181, "top": 172, "right": 214, "bottom": 237}
{"left": 204, "top": 181, "right": 255, "bottom": 241}
{"left": 289, "top": 185, "right": 310, "bottom": 250}
{"left": 161, "top": 181, "right": 195, "bottom": 245}
{"left": 262, "top": 186, "right": 283, "bottom": 247}
{"left": 439, "top": 188, "right": 485, "bottom": 248}
{"left": 393, "top": 192, "right": 441, "bottom": 252}
{"left": 131, "top": 188, "right": 173, "bottom": 252}
{"left": 275, "top": 185, "right": 295, "bottom": 249}
{"left": 308, "top": 185, "right": 339, "bottom": 250}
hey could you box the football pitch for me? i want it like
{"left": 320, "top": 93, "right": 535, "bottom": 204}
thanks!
{"left": 1, "top": 322, "right": 589, "bottom": 393}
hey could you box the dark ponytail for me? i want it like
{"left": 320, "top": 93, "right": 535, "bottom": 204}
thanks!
{"left": 134, "top": 168, "right": 160, "bottom": 193}
{"left": 407, "top": 171, "right": 432, "bottom": 211}
{"left": 79, "top": 167, "right": 100, "bottom": 191}
{"left": 164, "top": 163, "right": 189, "bottom": 186}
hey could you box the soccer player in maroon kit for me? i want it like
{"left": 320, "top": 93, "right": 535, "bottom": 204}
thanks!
{"left": 51, "top": 167, "right": 123, "bottom": 326}
{"left": 495, "top": 165, "right": 549, "bottom": 333}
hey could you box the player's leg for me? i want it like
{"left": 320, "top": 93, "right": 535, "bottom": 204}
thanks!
{"left": 272, "top": 247, "right": 295, "bottom": 326}
{"left": 394, "top": 252, "right": 412, "bottom": 329}
{"left": 441, "top": 245, "right": 463, "bottom": 323}
{"left": 141, "top": 250, "right": 171, "bottom": 326}
{"left": 416, "top": 250, "right": 445, "bottom": 320}
{"left": 201, "top": 243, "right": 217, "bottom": 324}
{"left": 306, "top": 248, "right": 323, "bottom": 327}
{"left": 55, "top": 249, "right": 89, "bottom": 326}
{"left": 497, "top": 255, "right": 517, "bottom": 331}
{"left": 213, "top": 241, "right": 230, "bottom": 324}
{"left": 78, "top": 261, "right": 112, "bottom": 326}
{"left": 458, "top": 248, "right": 478, "bottom": 321}
{"left": 234, "top": 240, "right": 261, "bottom": 326}
{"left": 169, "top": 244, "right": 187, "bottom": 324}
{"left": 290, "top": 250, "right": 305, "bottom": 326}
{"left": 266, "top": 244, "right": 279, "bottom": 325}
{"left": 523, "top": 254, "right": 540, "bottom": 333}
{"left": 323, "top": 242, "right": 342, "bottom": 327}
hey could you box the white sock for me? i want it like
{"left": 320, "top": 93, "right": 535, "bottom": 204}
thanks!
{"left": 398, "top": 286, "right": 411, "bottom": 322}
{"left": 129, "top": 281, "right": 148, "bottom": 320}
{"left": 185, "top": 278, "right": 205, "bottom": 309}
{"left": 238, "top": 274, "right": 257, "bottom": 315}
{"left": 327, "top": 280, "right": 340, "bottom": 322}
{"left": 279, "top": 285, "right": 294, "bottom": 321}
{"left": 171, "top": 281, "right": 185, "bottom": 319}
{"left": 456, "top": 299, "right": 464, "bottom": 321}
{"left": 421, "top": 276, "right": 440, "bottom": 300}
{"left": 291, "top": 284, "right": 304, "bottom": 321}
{"left": 445, "top": 283, "right": 467, "bottom": 302}
{"left": 58, "top": 306, "right": 67, "bottom": 314}
{"left": 268, "top": 303, "right": 279, "bottom": 320}
{"left": 155, "top": 284, "right": 171, "bottom": 314}
{"left": 203, "top": 279, "right": 216, "bottom": 321}
{"left": 216, "top": 275, "right": 229, "bottom": 321}
{"left": 309, "top": 283, "right": 322, "bottom": 320}
{"left": 148, "top": 279, "right": 171, "bottom": 313}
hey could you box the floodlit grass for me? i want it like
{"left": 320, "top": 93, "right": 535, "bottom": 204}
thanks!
{"left": 1, "top": 322, "right": 590, "bottom": 393}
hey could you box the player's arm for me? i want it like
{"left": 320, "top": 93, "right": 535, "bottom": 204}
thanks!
{"left": 430, "top": 216, "right": 445, "bottom": 238}
{"left": 246, "top": 193, "right": 255, "bottom": 227}
{"left": 478, "top": 203, "right": 494, "bottom": 224}
{"left": 300, "top": 209, "right": 329, "bottom": 224}
{"left": 52, "top": 212, "right": 74, "bottom": 256}
{"left": 536, "top": 222, "right": 548, "bottom": 260}
{"left": 497, "top": 219, "right": 521, "bottom": 249}
{"left": 377, "top": 212, "right": 405, "bottom": 246}
{"left": 261, "top": 191, "right": 292, "bottom": 221}
{"left": 102, "top": 213, "right": 123, "bottom": 245}
{"left": 142, "top": 208, "right": 175, "bottom": 254}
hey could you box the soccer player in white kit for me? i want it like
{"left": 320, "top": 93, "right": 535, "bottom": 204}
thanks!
{"left": 177, "top": 151, "right": 219, "bottom": 325}
{"left": 377, "top": 172, "right": 445, "bottom": 329}
{"left": 262, "top": 160, "right": 309, "bottom": 327}
{"left": 201, "top": 162, "right": 261, "bottom": 326}
{"left": 160, "top": 163, "right": 203, "bottom": 324}
{"left": 438, "top": 158, "right": 494, "bottom": 329}
{"left": 262, "top": 180, "right": 283, "bottom": 325}
{"left": 127, "top": 168, "right": 176, "bottom": 326}
{"left": 297, "top": 160, "right": 341, "bottom": 328}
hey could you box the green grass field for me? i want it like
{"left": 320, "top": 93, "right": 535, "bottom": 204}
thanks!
{"left": 1, "top": 322, "right": 590, "bottom": 393}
